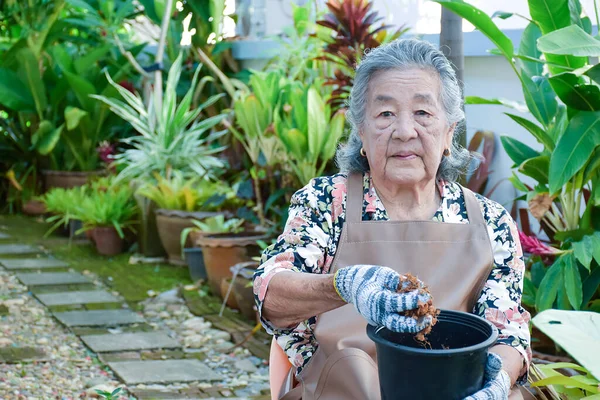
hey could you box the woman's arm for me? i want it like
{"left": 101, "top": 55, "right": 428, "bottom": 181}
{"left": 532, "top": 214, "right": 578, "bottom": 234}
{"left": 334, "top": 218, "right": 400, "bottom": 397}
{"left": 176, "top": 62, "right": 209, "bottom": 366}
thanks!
{"left": 474, "top": 202, "right": 532, "bottom": 387}
{"left": 262, "top": 271, "right": 345, "bottom": 328}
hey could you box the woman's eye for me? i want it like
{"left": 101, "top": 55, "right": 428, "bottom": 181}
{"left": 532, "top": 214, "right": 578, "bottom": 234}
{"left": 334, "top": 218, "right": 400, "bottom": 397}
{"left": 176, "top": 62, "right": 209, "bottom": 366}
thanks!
{"left": 416, "top": 110, "right": 430, "bottom": 116}
{"left": 379, "top": 111, "right": 394, "bottom": 117}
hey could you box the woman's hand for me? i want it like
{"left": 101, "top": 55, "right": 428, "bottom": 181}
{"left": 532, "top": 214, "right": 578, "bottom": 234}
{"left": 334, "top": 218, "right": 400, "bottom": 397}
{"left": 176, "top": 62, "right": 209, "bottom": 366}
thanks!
{"left": 334, "top": 265, "right": 432, "bottom": 333}
{"left": 464, "top": 353, "right": 511, "bottom": 400}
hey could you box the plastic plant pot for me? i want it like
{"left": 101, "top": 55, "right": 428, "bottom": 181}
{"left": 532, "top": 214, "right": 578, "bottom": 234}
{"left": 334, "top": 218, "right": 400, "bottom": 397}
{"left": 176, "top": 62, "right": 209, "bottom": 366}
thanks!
{"left": 184, "top": 247, "right": 207, "bottom": 281}
{"left": 367, "top": 309, "right": 498, "bottom": 400}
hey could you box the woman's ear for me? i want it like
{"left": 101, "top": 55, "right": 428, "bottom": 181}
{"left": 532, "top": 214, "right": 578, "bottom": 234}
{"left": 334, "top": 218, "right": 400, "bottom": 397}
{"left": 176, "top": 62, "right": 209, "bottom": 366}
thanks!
{"left": 445, "top": 122, "right": 456, "bottom": 150}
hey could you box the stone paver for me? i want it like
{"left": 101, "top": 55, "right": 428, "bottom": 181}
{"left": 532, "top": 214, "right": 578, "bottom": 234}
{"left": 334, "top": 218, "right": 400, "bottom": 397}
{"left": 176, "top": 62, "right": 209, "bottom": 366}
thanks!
{"left": 35, "top": 290, "right": 120, "bottom": 306}
{"left": 0, "top": 346, "right": 49, "bottom": 363}
{"left": 108, "top": 359, "right": 221, "bottom": 384}
{"left": 80, "top": 332, "right": 179, "bottom": 352}
{"left": 0, "top": 232, "right": 10, "bottom": 239}
{"left": 0, "top": 257, "right": 68, "bottom": 270}
{"left": 0, "top": 244, "right": 40, "bottom": 254}
{"left": 53, "top": 309, "right": 144, "bottom": 327}
{"left": 15, "top": 272, "right": 90, "bottom": 286}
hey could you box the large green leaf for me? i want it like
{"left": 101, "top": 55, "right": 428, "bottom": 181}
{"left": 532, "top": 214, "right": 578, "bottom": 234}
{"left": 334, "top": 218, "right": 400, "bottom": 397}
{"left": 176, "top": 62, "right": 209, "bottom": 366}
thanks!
{"left": 505, "top": 113, "right": 554, "bottom": 150}
{"left": 64, "top": 71, "right": 96, "bottom": 112}
{"left": 528, "top": 0, "right": 586, "bottom": 72}
{"left": 32, "top": 121, "right": 63, "bottom": 155}
{"left": 500, "top": 136, "right": 541, "bottom": 166}
{"left": 307, "top": 88, "right": 328, "bottom": 158}
{"left": 0, "top": 68, "right": 34, "bottom": 110}
{"left": 519, "top": 22, "right": 543, "bottom": 77}
{"left": 521, "top": 74, "right": 559, "bottom": 128}
{"left": 585, "top": 64, "right": 600, "bottom": 86}
{"left": 433, "top": 0, "right": 513, "bottom": 59}
{"left": 549, "top": 111, "right": 600, "bottom": 194}
{"left": 465, "top": 96, "right": 528, "bottom": 112}
{"left": 549, "top": 72, "right": 600, "bottom": 111}
{"left": 563, "top": 254, "right": 583, "bottom": 309}
{"left": 74, "top": 44, "right": 111, "bottom": 75}
{"left": 532, "top": 309, "right": 600, "bottom": 379}
{"left": 572, "top": 235, "right": 594, "bottom": 271}
{"left": 519, "top": 155, "right": 550, "bottom": 184}
{"left": 538, "top": 25, "right": 600, "bottom": 57}
{"left": 17, "top": 48, "right": 47, "bottom": 119}
{"left": 582, "top": 265, "right": 600, "bottom": 306}
{"left": 64, "top": 106, "right": 89, "bottom": 131}
{"left": 536, "top": 259, "right": 563, "bottom": 311}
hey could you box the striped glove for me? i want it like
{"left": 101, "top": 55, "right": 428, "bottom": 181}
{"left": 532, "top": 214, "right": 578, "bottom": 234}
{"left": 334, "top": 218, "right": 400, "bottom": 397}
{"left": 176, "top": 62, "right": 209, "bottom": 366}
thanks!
{"left": 464, "top": 353, "right": 511, "bottom": 400}
{"left": 334, "top": 265, "right": 432, "bottom": 333}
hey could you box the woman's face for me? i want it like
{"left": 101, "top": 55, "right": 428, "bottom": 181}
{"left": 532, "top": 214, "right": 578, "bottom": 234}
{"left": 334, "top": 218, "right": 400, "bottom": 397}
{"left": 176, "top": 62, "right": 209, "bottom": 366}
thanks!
{"left": 360, "top": 68, "right": 455, "bottom": 188}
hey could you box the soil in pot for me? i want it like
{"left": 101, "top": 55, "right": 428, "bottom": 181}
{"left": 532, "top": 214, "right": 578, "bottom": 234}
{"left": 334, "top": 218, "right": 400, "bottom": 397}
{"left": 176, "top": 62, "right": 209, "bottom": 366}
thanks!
{"left": 197, "top": 232, "right": 270, "bottom": 296}
{"left": 92, "top": 227, "right": 124, "bottom": 256}
{"left": 367, "top": 309, "right": 498, "bottom": 400}
{"left": 220, "top": 278, "right": 239, "bottom": 309}
{"left": 184, "top": 247, "right": 207, "bottom": 281}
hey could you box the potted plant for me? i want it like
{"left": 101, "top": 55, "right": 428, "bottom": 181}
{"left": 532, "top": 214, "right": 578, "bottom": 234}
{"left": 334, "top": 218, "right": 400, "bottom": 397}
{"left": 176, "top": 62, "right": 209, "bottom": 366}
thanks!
{"left": 194, "top": 217, "right": 269, "bottom": 296}
{"left": 136, "top": 173, "right": 227, "bottom": 265}
{"left": 228, "top": 261, "right": 260, "bottom": 320}
{"left": 181, "top": 215, "right": 245, "bottom": 286}
{"left": 41, "top": 186, "right": 89, "bottom": 237}
{"left": 77, "top": 180, "right": 138, "bottom": 256}
{"left": 92, "top": 53, "right": 229, "bottom": 258}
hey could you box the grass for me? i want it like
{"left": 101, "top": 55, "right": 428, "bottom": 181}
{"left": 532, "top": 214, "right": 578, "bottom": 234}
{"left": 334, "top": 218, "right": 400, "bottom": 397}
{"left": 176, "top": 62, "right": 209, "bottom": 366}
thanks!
{"left": 0, "top": 214, "right": 192, "bottom": 307}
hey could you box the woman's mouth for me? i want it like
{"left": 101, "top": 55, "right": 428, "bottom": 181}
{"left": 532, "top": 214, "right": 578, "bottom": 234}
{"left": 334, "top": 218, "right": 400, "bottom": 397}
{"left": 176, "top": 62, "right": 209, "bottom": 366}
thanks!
{"left": 392, "top": 153, "right": 417, "bottom": 160}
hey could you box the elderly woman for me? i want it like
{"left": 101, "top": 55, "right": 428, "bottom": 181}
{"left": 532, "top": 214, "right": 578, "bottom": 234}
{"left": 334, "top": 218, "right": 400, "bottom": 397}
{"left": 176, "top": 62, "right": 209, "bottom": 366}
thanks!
{"left": 253, "top": 38, "right": 531, "bottom": 400}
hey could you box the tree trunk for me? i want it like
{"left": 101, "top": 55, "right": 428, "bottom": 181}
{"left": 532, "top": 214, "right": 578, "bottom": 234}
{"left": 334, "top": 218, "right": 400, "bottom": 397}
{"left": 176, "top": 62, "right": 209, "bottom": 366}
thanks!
{"left": 439, "top": 7, "right": 466, "bottom": 149}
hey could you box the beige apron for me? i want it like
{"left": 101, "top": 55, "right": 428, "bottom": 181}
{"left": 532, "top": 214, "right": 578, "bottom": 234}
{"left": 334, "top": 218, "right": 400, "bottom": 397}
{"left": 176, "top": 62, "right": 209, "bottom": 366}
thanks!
{"left": 279, "top": 172, "right": 495, "bottom": 400}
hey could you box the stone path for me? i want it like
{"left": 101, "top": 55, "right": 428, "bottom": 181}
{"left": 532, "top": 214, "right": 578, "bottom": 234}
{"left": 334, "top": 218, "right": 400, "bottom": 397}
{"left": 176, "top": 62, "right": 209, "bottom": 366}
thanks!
{"left": 0, "top": 232, "right": 10, "bottom": 239}
{"left": 0, "top": 257, "right": 69, "bottom": 269}
{"left": 0, "top": 238, "right": 271, "bottom": 399}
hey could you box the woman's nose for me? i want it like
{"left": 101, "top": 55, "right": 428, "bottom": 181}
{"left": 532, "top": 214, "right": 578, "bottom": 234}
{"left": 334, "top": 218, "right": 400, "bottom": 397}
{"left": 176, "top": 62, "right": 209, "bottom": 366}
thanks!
{"left": 390, "top": 116, "right": 418, "bottom": 142}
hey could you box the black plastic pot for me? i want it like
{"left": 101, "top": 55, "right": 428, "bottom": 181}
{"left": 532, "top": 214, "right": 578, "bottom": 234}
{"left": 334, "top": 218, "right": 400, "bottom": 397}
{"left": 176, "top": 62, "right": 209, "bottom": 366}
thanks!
{"left": 184, "top": 247, "right": 207, "bottom": 281}
{"left": 367, "top": 309, "right": 498, "bottom": 400}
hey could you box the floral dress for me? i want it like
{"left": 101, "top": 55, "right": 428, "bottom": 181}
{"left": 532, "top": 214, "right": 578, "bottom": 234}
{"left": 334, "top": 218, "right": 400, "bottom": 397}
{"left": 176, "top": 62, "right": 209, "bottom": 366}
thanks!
{"left": 253, "top": 173, "right": 532, "bottom": 382}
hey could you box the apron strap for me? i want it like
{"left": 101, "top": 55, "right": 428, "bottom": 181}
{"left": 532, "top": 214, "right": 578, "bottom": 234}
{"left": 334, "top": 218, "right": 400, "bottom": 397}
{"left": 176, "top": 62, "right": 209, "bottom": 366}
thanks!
{"left": 461, "top": 185, "right": 485, "bottom": 226}
{"left": 346, "top": 172, "right": 365, "bottom": 223}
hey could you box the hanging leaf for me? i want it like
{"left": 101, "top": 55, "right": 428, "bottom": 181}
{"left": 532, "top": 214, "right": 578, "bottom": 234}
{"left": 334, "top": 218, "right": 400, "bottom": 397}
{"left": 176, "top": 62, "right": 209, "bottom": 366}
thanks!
{"left": 64, "top": 106, "right": 89, "bottom": 131}
{"left": 465, "top": 96, "right": 528, "bottom": 112}
{"left": 536, "top": 259, "right": 563, "bottom": 311}
{"left": 500, "top": 136, "right": 540, "bottom": 166}
{"left": 519, "top": 22, "right": 544, "bottom": 78}
{"left": 549, "top": 72, "right": 600, "bottom": 111}
{"left": 505, "top": 113, "right": 554, "bottom": 150}
{"left": 538, "top": 25, "right": 600, "bottom": 57}
{"left": 0, "top": 68, "right": 34, "bottom": 111}
{"left": 32, "top": 121, "right": 63, "bottom": 155}
{"left": 582, "top": 265, "right": 600, "bottom": 306}
{"left": 64, "top": 71, "right": 96, "bottom": 112}
{"left": 17, "top": 48, "right": 47, "bottom": 119}
{"left": 521, "top": 74, "right": 559, "bottom": 128}
{"left": 549, "top": 111, "right": 600, "bottom": 194}
{"left": 572, "top": 236, "right": 594, "bottom": 271}
{"left": 532, "top": 309, "right": 600, "bottom": 379}
{"left": 519, "top": 155, "right": 550, "bottom": 184}
{"left": 563, "top": 254, "right": 583, "bottom": 310}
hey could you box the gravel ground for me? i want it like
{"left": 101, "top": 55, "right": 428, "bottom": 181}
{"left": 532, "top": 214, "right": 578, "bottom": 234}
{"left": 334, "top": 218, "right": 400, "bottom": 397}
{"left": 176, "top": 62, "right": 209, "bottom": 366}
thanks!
{"left": 0, "top": 269, "right": 270, "bottom": 399}
{"left": 0, "top": 269, "right": 127, "bottom": 399}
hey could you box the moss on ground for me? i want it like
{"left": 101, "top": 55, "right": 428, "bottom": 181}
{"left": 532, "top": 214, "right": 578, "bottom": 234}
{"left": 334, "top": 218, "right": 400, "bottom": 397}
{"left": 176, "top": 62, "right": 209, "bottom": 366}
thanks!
{"left": 0, "top": 214, "right": 192, "bottom": 307}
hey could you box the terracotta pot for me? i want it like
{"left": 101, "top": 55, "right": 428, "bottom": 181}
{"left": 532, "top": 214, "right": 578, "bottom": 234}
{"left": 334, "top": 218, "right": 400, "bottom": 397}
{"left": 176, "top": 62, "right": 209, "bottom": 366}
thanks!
{"left": 155, "top": 209, "right": 223, "bottom": 266}
{"left": 42, "top": 170, "right": 106, "bottom": 191}
{"left": 230, "top": 263, "right": 259, "bottom": 320}
{"left": 220, "top": 278, "right": 239, "bottom": 309}
{"left": 22, "top": 199, "right": 47, "bottom": 216}
{"left": 85, "top": 229, "right": 95, "bottom": 243}
{"left": 92, "top": 227, "right": 124, "bottom": 256}
{"left": 197, "top": 232, "right": 270, "bottom": 297}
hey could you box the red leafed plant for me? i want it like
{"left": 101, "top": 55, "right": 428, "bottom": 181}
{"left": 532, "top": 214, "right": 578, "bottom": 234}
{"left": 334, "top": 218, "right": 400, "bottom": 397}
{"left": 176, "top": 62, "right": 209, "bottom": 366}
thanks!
{"left": 518, "top": 231, "right": 563, "bottom": 256}
{"left": 316, "top": 0, "right": 408, "bottom": 111}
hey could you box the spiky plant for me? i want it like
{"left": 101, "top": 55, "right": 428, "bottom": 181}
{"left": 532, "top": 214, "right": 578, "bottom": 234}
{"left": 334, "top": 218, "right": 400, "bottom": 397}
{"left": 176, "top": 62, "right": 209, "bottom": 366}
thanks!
{"left": 316, "top": 0, "right": 407, "bottom": 111}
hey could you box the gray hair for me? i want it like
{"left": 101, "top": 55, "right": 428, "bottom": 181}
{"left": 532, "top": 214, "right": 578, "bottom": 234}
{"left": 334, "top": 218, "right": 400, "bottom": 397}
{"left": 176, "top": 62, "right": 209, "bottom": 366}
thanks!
{"left": 336, "top": 38, "right": 474, "bottom": 182}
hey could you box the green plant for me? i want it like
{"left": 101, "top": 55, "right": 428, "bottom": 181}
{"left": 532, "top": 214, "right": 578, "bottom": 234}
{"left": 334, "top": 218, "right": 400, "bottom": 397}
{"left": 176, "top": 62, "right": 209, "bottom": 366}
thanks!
{"left": 92, "top": 52, "right": 228, "bottom": 182}
{"left": 435, "top": 0, "right": 600, "bottom": 314}
{"left": 135, "top": 172, "right": 222, "bottom": 212}
{"left": 180, "top": 215, "right": 245, "bottom": 251}
{"left": 95, "top": 387, "right": 123, "bottom": 400}
{"left": 41, "top": 186, "right": 89, "bottom": 236}
{"left": 77, "top": 180, "right": 137, "bottom": 238}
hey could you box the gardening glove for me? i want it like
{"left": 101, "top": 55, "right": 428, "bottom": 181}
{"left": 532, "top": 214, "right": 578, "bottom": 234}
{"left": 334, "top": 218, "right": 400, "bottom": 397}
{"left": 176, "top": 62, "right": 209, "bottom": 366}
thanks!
{"left": 463, "top": 353, "right": 511, "bottom": 400}
{"left": 334, "top": 264, "right": 432, "bottom": 333}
